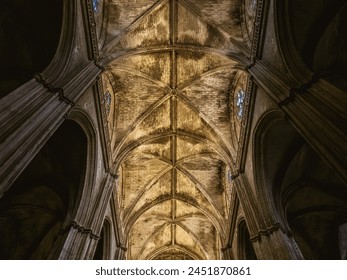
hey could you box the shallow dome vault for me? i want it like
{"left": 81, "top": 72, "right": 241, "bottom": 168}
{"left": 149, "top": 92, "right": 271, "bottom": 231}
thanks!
{"left": 95, "top": 0, "right": 255, "bottom": 260}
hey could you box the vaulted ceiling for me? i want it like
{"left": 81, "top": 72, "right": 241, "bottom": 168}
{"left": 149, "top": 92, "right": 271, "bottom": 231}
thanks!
{"left": 94, "top": 0, "right": 256, "bottom": 260}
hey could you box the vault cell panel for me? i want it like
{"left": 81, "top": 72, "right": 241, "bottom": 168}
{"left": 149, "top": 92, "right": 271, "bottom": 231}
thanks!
{"left": 179, "top": 216, "right": 214, "bottom": 240}
{"left": 176, "top": 200, "right": 203, "bottom": 217}
{"left": 176, "top": 99, "right": 223, "bottom": 148}
{"left": 139, "top": 224, "right": 172, "bottom": 259}
{"left": 106, "top": 0, "right": 158, "bottom": 42}
{"left": 176, "top": 2, "right": 230, "bottom": 49}
{"left": 129, "top": 216, "right": 168, "bottom": 255}
{"left": 129, "top": 136, "right": 172, "bottom": 162}
{"left": 180, "top": 70, "right": 236, "bottom": 144}
{"left": 112, "top": 71, "right": 169, "bottom": 147}
{"left": 140, "top": 200, "right": 172, "bottom": 219}
{"left": 129, "top": 171, "right": 172, "bottom": 220}
{"left": 127, "top": 200, "right": 172, "bottom": 258}
{"left": 175, "top": 225, "right": 206, "bottom": 259}
{"left": 176, "top": 170, "right": 218, "bottom": 218}
{"left": 111, "top": 52, "right": 171, "bottom": 85}
{"left": 129, "top": 222, "right": 171, "bottom": 260}
{"left": 189, "top": 0, "right": 243, "bottom": 40}
{"left": 176, "top": 136, "right": 216, "bottom": 161}
{"left": 122, "top": 158, "right": 171, "bottom": 214}
{"left": 178, "top": 216, "right": 219, "bottom": 259}
{"left": 123, "top": 98, "right": 172, "bottom": 146}
{"left": 117, "top": 2, "right": 170, "bottom": 49}
{"left": 179, "top": 157, "right": 225, "bottom": 215}
{"left": 176, "top": 52, "right": 234, "bottom": 86}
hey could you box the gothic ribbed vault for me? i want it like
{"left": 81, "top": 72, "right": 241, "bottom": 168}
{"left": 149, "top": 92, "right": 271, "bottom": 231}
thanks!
{"left": 95, "top": 0, "right": 256, "bottom": 260}
{"left": 1, "top": 0, "right": 346, "bottom": 262}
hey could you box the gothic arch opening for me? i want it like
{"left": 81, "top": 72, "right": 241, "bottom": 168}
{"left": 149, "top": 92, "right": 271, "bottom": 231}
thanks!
{"left": 282, "top": 144, "right": 347, "bottom": 259}
{"left": 93, "top": 219, "right": 111, "bottom": 260}
{"left": 278, "top": 0, "right": 347, "bottom": 90}
{"left": 237, "top": 219, "right": 257, "bottom": 260}
{"left": 93, "top": 227, "right": 105, "bottom": 260}
{"left": 255, "top": 112, "right": 347, "bottom": 259}
{"left": 0, "top": 0, "right": 63, "bottom": 98}
{"left": 0, "top": 120, "right": 87, "bottom": 259}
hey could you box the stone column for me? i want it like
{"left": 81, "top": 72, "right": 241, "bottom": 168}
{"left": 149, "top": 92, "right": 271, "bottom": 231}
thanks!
{"left": 247, "top": 0, "right": 347, "bottom": 185}
{"left": 85, "top": 173, "right": 119, "bottom": 259}
{"left": 234, "top": 174, "right": 304, "bottom": 259}
{"left": 0, "top": 61, "right": 101, "bottom": 198}
{"left": 249, "top": 61, "right": 347, "bottom": 185}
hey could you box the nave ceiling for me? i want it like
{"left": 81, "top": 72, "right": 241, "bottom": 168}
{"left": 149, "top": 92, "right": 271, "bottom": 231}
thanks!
{"left": 93, "top": 0, "right": 256, "bottom": 260}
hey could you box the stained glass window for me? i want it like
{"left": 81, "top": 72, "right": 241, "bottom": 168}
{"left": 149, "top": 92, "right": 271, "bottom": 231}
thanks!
{"left": 249, "top": 0, "right": 257, "bottom": 10}
{"left": 93, "top": 0, "right": 99, "bottom": 13}
{"left": 227, "top": 169, "right": 234, "bottom": 183}
{"left": 236, "top": 88, "right": 245, "bottom": 120}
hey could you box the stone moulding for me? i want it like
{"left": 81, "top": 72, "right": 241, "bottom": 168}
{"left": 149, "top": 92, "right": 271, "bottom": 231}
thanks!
{"left": 61, "top": 220, "right": 101, "bottom": 241}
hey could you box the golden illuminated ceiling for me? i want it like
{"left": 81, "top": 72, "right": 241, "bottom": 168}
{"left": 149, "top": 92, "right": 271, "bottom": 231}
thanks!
{"left": 95, "top": 0, "right": 256, "bottom": 260}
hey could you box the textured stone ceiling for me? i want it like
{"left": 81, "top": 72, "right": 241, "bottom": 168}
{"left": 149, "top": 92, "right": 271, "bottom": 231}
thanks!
{"left": 96, "top": 0, "right": 255, "bottom": 260}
